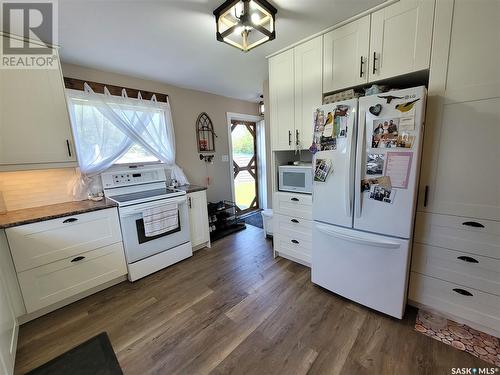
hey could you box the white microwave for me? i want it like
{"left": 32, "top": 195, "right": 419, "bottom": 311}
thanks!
{"left": 278, "top": 165, "right": 313, "bottom": 194}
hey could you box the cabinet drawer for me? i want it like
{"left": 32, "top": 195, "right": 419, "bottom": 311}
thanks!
{"left": 274, "top": 214, "right": 312, "bottom": 242}
{"left": 18, "top": 242, "right": 127, "bottom": 313}
{"left": 273, "top": 192, "right": 312, "bottom": 220}
{"left": 7, "top": 208, "right": 122, "bottom": 272}
{"left": 274, "top": 233, "right": 311, "bottom": 265}
{"left": 414, "top": 212, "right": 500, "bottom": 259}
{"left": 412, "top": 243, "right": 500, "bottom": 296}
{"left": 408, "top": 272, "right": 500, "bottom": 333}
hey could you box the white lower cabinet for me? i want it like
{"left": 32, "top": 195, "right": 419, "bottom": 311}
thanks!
{"left": 0, "top": 231, "right": 19, "bottom": 375}
{"left": 18, "top": 242, "right": 127, "bottom": 313}
{"left": 273, "top": 192, "right": 313, "bottom": 265}
{"left": 409, "top": 273, "right": 500, "bottom": 335}
{"left": 5, "top": 208, "right": 127, "bottom": 318}
{"left": 187, "top": 190, "right": 210, "bottom": 250}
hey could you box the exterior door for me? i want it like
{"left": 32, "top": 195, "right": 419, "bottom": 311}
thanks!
{"left": 323, "top": 15, "right": 370, "bottom": 93}
{"left": 231, "top": 120, "right": 259, "bottom": 214}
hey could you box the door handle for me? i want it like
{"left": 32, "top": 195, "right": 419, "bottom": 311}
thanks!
{"left": 457, "top": 256, "right": 479, "bottom": 264}
{"left": 372, "top": 52, "right": 378, "bottom": 74}
{"left": 63, "top": 217, "right": 78, "bottom": 224}
{"left": 453, "top": 288, "right": 473, "bottom": 297}
{"left": 315, "top": 223, "right": 401, "bottom": 249}
{"left": 291, "top": 197, "right": 299, "bottom": 202}
{"left": 462, "top": 221, "right": 485, "bottom": 228}
{"left": 71, "top": 256, "right": 86, "bottom": 263}
{"left": 296, "top": 129, "right": 299, "bottom": 146}
{"left": 66, "top": 139, "right": 72, "bottom": 157}
{"left": 359, "top": 56, "right": 364, "bottom": 78}
{"left": 291, "top": 239, "right": 299, "bottom": 244}
{"left": 288, "top": 130, "right": 292, "bottom": 146}
{"left": 291, "top": 219, "right": 299, "bottom": 223}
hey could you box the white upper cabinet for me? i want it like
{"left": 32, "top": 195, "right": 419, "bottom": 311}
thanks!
{"left": 418, "top": 0, "right": 500, "bottom": 221}
{"left": 269, "top": 49, "right": 295, "bottom": 151}
{"left": 294, "top": 36, "right": 322, "bottom": 150}
{"left": 323, "top": 15, "right": 370, "bottom": 93}
{"left": 437, "top": 0, "right": 500, "bottom": 101}
{"left": 369, "top": 0, "right": 434, "bottom": 81}
{"left": 0, "top": 36, "right": 76, "bottom": 169}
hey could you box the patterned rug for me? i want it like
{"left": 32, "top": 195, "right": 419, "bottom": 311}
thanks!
{"left": 415, "top": 313, "right": 500, "bottom": 366}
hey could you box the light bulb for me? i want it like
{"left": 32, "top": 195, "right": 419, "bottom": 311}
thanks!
{"left": 251, "top": 13, "right": 260, "bottom": 25}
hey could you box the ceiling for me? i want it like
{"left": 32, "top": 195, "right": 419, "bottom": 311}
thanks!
{"left": 59, "top": 0, "right": 385, "bottom": 102}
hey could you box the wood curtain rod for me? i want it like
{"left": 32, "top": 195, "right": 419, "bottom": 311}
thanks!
{"left": 63, "top": 77, "right": 169, "bottom": 103}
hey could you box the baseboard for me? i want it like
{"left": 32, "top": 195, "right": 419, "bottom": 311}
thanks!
{"left": 276, "top": 251, "right": 311, "bottom": 268}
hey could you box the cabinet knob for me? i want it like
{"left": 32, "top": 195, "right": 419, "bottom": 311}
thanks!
{"left": 66, "top": 139, "right": 72, "bottom": 157}
{"left": 372, "top": 52, "right": 378, "bottom": 74}
{"left": 291, "top": 219, "right": 299, "bottom": 223}
{"left": 452, "top": 288, "right": 473, "bottom": 297}
{"left": 296, "top": 129, "right": 299, "bottom": 146}
{"left": 457, "top": 256, "right": 479, "bottom": 264}
{"left": 63, "top": 218, "right": 78, "bottom": 224}
{"left": 359, "top": 56, "right": 364, "bottom": 78}
{"left": 71, "top": 256, "right": 85, "bottom": 263}
{"left": 288, "top": 130, "right": 292, "bottom": 146}
{"left": 291, "top": 239, "right": 299, "bottom": 244}
{"left": 291, "top": 197, "right": 299, "bottom": 202}
{"left": 462, "top": 221, "right": 485, "bottom": 228}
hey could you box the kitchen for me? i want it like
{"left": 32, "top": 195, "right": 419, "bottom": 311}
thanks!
{"left": 1, "top": 0, "right": 499, "bottom": 374}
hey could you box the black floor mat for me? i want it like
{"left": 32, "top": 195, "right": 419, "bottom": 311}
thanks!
{"left": 26, "top": 332, "right": 123, "bottom": 375}
{"left": 243, "top": 211, "right": 263, "bottom": 229}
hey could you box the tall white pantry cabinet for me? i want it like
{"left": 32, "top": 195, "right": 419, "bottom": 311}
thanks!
{"left": 409, "top": 0, "right": 500, "bottom": 337}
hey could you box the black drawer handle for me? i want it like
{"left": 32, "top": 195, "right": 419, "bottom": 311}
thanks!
{"left": 462, "top": 221, "right": 484, "bottom": 228}
{"left": 457, "top": 256, "right": 479, "bottom": 264}
{"left": 453, "top": 288, "right": 473, "bottom": 297}
{"left": 291, "top": 198, "right": 299, "bottom": 202}
{"left": 71, "top": 256, "right": 86, "bottom": 263}
{"left": 291, "top": 239, "right": 299, "bottom": 244}
{"left": 291, "top": 219, "right": 299, "bottom": 223}
{"left": 63, "top": 218, "right": 78, "bottom": 224}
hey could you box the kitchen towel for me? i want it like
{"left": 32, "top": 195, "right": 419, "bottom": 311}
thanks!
{"left": 142, "top": 203, "right": 178, "bottom": 237}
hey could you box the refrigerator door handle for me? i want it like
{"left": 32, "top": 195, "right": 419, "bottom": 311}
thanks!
{"left": 355, "top": 110, "right": 365, "bottom": 218}
{"left": 344, "top": 108, "right": 356, "bottom": 218}
{"left": 316, "top": 223, "right": 401, "bottom": 249}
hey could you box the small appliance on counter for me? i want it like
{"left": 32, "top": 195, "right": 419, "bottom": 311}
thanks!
{"left": 278, "top": 163, "right": 313, "bottom": 194}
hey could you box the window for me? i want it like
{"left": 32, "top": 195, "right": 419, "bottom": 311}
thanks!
{"left": 70, "top": 98, "right": 163, "bottom": 166}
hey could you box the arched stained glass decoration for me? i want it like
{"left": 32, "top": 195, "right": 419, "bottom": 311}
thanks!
{"left": 196, "top": 112, "right": 216, "bottom": 152}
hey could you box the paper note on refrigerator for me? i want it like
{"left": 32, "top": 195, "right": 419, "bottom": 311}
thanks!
{"left": 384, "top": 152, "right": 413, "bottom": 189}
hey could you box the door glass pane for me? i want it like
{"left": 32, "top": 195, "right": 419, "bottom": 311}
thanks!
{"left": 234, "top": 171, "right": 256, "bottom": 210}
{"left": 232, "top": 125, "right": 254, "bottom": 167}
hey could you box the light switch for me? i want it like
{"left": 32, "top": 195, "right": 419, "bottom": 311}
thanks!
{"left": 221, "top": 155, "right": 229, "bottom": 162}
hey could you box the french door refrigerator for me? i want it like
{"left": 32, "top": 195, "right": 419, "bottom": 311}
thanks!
{"left": 311, "top": 86, "right": 427, "bottom": 319}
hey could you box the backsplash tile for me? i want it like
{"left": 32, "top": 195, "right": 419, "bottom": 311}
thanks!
{"left": 0, "top": 168, "right": 78, "bottom": 211}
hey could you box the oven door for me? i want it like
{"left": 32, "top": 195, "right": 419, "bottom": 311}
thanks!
{"left": 118, "top": 196, "right": 191, "bottom": 264}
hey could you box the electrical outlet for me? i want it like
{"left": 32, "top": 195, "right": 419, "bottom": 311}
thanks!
{"left": 221, "top": 155, "right": 229, "bottom": 162}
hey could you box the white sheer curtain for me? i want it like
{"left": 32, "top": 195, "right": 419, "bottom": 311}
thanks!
{"left": 67, "top": 83, "right": 188, "bottom": 199}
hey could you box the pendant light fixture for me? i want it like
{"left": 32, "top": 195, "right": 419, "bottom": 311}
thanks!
{"left": 213, "top": 0, "right": 277, "bottom": 52}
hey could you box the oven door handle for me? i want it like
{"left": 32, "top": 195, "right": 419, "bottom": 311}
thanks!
{"left": 119, "top": 196, "right": 187, "bottom": 217}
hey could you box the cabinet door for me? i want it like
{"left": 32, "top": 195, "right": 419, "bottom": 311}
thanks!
{"left": 0, "top": 41, "right": 76, "bottom": 166}
{"left": 418, "top": 0, "right": 500, "bottom": 221}
{"left": 294, "top": 36, "right": 322, "bottom": 150}
{"left": 369, "top": 0, "right": 434, "bottom": 81}
{"left": 269, "top": 49, "right": 294, "bottom": 151}
{"left": 188, "top": 191, "right": 209, "bottom": 248}
{"left": 323, "top": 15, "right": 370, "bottom": 93}
{"left": 0, "top": 261, "right": 18, "bottom": 375}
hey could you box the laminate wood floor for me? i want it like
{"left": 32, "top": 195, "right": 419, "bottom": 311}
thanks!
{"left": 15, "top": 225, "right": 488, "bottom": 375}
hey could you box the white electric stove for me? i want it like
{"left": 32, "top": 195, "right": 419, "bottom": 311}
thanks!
{"left": 101, "top": 167, "right": 192, "bottom": 281}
